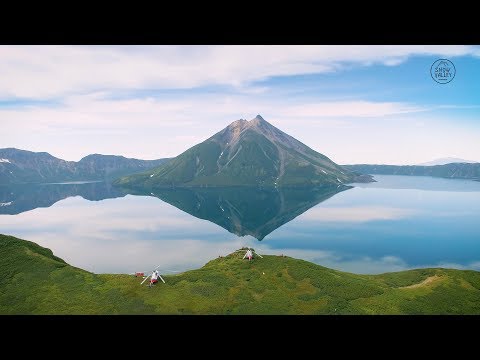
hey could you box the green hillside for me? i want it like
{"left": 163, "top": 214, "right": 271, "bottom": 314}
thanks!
{"left": 0, "top": 148, "right": 168, "bottom": 185}
{"left": 115, "top": 116, "right": 372, "bottom": 189}
{"left": 1, "top": 234, "right": 479, "bottom": 314}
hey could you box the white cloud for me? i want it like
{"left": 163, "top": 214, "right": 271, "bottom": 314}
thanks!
{"left": 1, "top": 91, "right": 479, "bottom": 164}
{"left": 0, "top": 93, "right": 431, "bottom": 160}
{"left": 0, "top": 194, "right": 238, "bottom": 273}
{"left": 470, "top": 262, "right": 480, "bottom": 270}
{"left": 1, "top": 45, "right": 479, "bottom": 164}
{"left": 0, "top": 195, "right": 219, "bottom": 234}
{"left": 319, "top": 255, "right": 409, "bottom": 274}
{"left": 0, "top": 45, "right": 479, "bottom": 99}
{"left": 281, "top": 101, "right": 424, "bottom": 118}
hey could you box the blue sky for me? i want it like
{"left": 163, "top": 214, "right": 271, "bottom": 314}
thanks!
{"left": 0, "top": 45, "right": 479, "bottom": 164}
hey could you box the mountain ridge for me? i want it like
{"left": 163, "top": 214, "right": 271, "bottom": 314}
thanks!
{"left": 344, "top": 163, "right": 480, "bottom": 180}
{"left": 417, "top": 157, "right": 478, "bottom": 166}
{"left": 0, "top": 148, "right": 168, "bottom": 185}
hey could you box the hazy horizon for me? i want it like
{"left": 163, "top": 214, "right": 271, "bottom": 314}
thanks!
{"left": 1, "top": 45, "right": 479, "bottom": 164}
{"left": 1, "top": 116, "right": 479, "bottom": 166}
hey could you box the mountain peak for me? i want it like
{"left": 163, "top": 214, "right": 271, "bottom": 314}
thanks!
{"left": 249, "top": 114, "right": 268, "bottom": 126}
{"left": 227, "top": 115, "right": 267, "bottom": 129}
{"left": 235, "top": 118, "right": 247, "bottom": 123}
{"left": 228, "top": 118, "right": 248, "bottom": 127}
{"left": 225, "top": 118, "right": 248, "bottom": 135}
{"left": 116, "top": 115, "right": 371, "bottom": 188}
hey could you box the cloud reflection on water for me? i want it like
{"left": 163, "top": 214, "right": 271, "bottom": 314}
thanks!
{"left": 1, "top": 175, "right": 480, "bottom": 274}
{"left": 300, "top": 206, "right": 418, "bottom": 223}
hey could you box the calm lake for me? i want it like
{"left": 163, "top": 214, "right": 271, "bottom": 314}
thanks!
{"left": 1, "top": 175, "right": 479, "bottom": 274}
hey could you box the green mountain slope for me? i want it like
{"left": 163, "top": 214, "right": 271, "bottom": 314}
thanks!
{"left": 344, "top": 163, "right": 480, "bottom": 180}
{"left": 115, "top": 115, "right": 372, "bottom": 188}
{"left": 2, "top": 234, "right": 479, "bottom": 314}
{"left": 418, "top": 157, "right": 478, "bottom": 166}
{"left": 0, "top": 148, "right": 168, "bottom": 185}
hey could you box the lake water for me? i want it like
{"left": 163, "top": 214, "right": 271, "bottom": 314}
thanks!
{"left": 1, "top": 175, "right": 479, "bottom": 274}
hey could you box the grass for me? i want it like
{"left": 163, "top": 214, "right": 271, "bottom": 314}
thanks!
{"left": 1, "top": 233, "right": 479, "bottom": 314}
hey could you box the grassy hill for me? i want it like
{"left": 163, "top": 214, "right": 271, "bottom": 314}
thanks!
{"left": 1, "top": 234, "right": 479, "bottom": 314}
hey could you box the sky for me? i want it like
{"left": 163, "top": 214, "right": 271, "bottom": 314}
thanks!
{"left": 0, "top": 45, "right": 479, "bottom": 165}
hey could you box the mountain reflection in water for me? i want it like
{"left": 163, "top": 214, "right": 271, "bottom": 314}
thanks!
{"left": 0, "top": 182, "right": 350, "bottom": 241}
{"left": 0, "top": 182, "right": 127, "bottom": 215}
{"left": 131, "top": 185, "right": 351, "bottom": 240}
